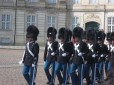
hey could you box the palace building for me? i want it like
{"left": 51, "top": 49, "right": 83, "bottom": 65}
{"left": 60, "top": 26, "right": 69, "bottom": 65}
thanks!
{"left": 0, "top": 0, "right": 114, "bottom": 45}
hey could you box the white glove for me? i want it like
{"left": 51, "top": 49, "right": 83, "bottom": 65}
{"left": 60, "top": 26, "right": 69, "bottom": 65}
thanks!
{"left": 62, "top": 53, "right": 67, "bottom": 57}
{"left": 32, "top": 64, "right": 35, "bottom": 67}
{"left": 78, "top": 52, "right": 82, "bottom": 56}
{"left": 19, "top": 60, "right": 23, "bottom": 65}
{"left": 92, "top": 54, "right": 96, "bottom": 58}
{"left": 100, "top": 54, "right": 104, "bottom": 57}
{"left": 51, "top": 52, "right": 55, "bottom": 56}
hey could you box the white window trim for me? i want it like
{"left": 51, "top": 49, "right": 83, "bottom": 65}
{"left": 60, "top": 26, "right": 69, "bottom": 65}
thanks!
{"left": 47, "top": 15, "right": 56, "bottom": 28}
{"left": 25, "top": 14, "right": 37, "bottom": 28}
{"left": 72, "top": 0, "right": 80, "bottom": 4}
{"left": 107, "top": 17, "right": 114, "bottom": 32}
{"left": 71, "top": 16, "right": 80, "bottom": 29}
{"left": 1, "top": 14, "right": 11, "bottom": 30}
{"left": 89, "top": 0, "right": 98, "bottom": 5}
{"left": 26, "top": 0, "right": 38, "bottom": 2}
{"left": 108, "top": 0, "right": 114, "bottom": 4}
{"left": 47, "top": 0, "right": 57, "bottom": 4}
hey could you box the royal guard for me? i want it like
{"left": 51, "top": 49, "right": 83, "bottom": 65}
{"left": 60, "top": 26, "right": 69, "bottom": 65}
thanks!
{"left": 105, "top": 32, "right": 112, "bottom": 80}
{"left": 54, "top": 27, "right": 70, "bottom": 85}
{"left": 108, "top": 32, "right": 114, "bottom": 84}
{"left": 70, "top": 27, "right": 89, "bottom": 85}
{"left": 19, "top": 25, "right": 39, "bottom": 85}
{"left": 85, "top": 30, "right": 98, "bottom": 85}
{"left": 96, "top": 31, "right": 108, "bottom": 83}
{"left": 66, "top": 29, "right": 74, "bottom": 84}
{"left": 44, "top": 27, "right": 58, "bottom": 85}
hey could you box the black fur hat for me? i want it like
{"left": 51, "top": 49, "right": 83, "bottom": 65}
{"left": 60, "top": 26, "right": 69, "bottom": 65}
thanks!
{"left": 87, "top": 30, "right": 96, "bottom": 41}
{"left": 47, "top": 27, "right": 57, "bottom": 39}
{"left": 106, "top": 32, "right": 111, "bottom": 41}
{"left": 82, "top": 31, "right": 87, "bottom": 40}
{"left": 58, "top": 27, "right": 67, "bottom": 40}
{"left": 26, "top": 25, "right": 39, "bottom": 41}
{"left": 96, "top": 31, "right": 106, "bottom": 41}
{"left": 66, "top": 29, "right": 72, "bottom": 41}
{"left": 73, "top": 27, "right": 83, "bottom": 38}
{"left": 111, "top": 32, "right": 114, "bottom": 40}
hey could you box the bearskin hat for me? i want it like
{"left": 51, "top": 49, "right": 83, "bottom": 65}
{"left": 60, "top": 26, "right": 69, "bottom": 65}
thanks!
{"left": 73, "top": 27, "right": 83, "bottom": 39}
{"left": 58, "top": 27, "right": 67, "bottom": 40}
{"left": 106, "top": 32, "right": 111, "bottom": 41}
{"left": 96, "top": 31, "right": 106, "bottom": 41}
{"left": 82, "top": 31, "right": 87, "bottom": 40}
{"left": 111, "top": 32, "right": 114, "bottom": 40}
{"left": 26, "top": 25, "right": 39, "bottom": 41}
{"left": 66, "top": 29, "right": 72, "bottom": 41}
{"left": 47, "top": 27, "right": 57, "bottom": 39}
{"left": 87, "top": 30, "right": 96, "bottom": 41}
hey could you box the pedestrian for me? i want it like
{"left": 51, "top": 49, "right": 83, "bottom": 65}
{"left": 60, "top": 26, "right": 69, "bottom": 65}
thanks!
{"left": 108, "top": 32, "right": 114, "bottom": 84}
{"left": 44, "top": 27, "right": 58, "bottom": 85}
{"left": 19, "top": 25, "right": 39, "bottom": 85}
{"left": 54, "top": 28, "right": 70, "bottom": 85}
{"left": 105, "top": 32, "right": 112, "bottom": 80}
{"left": 96, "top": 31, "right": 108, "bottom": 83}
{"left": 85, "top": 30, "right": 98, "bottom": 85}
{"left": 70, "top": 27, "right": 89, "bottom": 85}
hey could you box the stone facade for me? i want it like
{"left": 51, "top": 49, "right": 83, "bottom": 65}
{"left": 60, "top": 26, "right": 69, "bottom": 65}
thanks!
{"left": 0, "top": 0, "right": 114, "bottom": 45}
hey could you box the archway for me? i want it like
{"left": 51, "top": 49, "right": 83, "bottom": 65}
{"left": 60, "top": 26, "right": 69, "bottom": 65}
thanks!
{"left": 85, "top": 21, "right": 100, "bottom": 31}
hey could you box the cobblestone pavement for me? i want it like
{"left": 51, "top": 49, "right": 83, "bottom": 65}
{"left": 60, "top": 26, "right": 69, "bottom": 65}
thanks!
{"left": 0, "top": 49, "right": 113, "bottom": 85}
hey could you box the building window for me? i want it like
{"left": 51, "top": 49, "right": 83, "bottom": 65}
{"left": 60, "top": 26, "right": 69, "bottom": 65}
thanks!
{"left": 47, "top": 0, "right": 57, "bottom": 4}
{"left": 26, "top": 0, "right": 37, "bottom": 2}
{"left": 72, "top": 0, "right": 80, "bottom": 4}
{"left": 89, "top": 0, "right": 97, "bottom": 4}
{"left": 108, "top": 0, "right": 114, "bottom": 3}
{"left": 107, "top": 17, "right": 114, "bottom": 32}
{"left": 71, "top": 16, "right": 79, "bottom": 29}
{"left": 27, "top": 15, "right": 36, "bottom": 27}
{"left": 47, "top": 16, "right": 56, "bottom": 28}
{"left": 2, "top": 14, "right": 10, "bottom": 30}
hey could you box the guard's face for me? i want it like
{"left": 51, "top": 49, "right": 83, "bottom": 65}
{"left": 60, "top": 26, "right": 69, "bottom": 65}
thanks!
{"left": 48, "top": 36, "right": 53, "bottom": 42}
{"left": 88, "top": 39, "right": 93, "bottom": 44}
{"left": 107, "top": 40, "right": 112, "bottom": 44}
{"left": 97, "top": 40, "right": 102, "bottom": 44}
{"left": 74, "top": 37, "right": 80, "bottom": 44}
{"left": 26, "top": 37, "right": 34, "bottom": 42}
{"left": 59, "top": 38, "right": 64, "bottom": 43}
{"left": 112, "top": 40, "right": 114, "bottom": 45}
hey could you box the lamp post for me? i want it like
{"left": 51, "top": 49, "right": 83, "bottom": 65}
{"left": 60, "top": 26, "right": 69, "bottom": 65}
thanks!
{"left": 14, "top": 0, "right": 17, "bottom": 45}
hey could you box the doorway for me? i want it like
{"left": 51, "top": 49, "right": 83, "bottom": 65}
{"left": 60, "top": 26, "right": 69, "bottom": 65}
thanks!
{"left": 85, "top": 21, "right": 100, "bottom": 31}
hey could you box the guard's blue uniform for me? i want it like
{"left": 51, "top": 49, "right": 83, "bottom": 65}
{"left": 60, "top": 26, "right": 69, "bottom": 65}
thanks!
{"left": 44, "top": 41, "right": 58, "bottom": 84}
{"left": 70, "top": 41, "right": 89, "bottom": 85}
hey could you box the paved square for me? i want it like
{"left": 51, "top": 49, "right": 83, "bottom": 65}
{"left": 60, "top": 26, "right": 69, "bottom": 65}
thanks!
{"left": 0, "top": 49, "right": 113, "bottom": 85}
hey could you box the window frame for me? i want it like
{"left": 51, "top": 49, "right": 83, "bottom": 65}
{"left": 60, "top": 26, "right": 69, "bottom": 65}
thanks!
{"left": 26, "top": 15, "right": 37, "bottom": 28}
{"left": 1, "top": 14, "right": 11, "bottom": 30}
{"left": 108, "top": 0, "right": 114, "bottom": 4}
{"left": 89, "top": 0, "right": 98, "bottom": 4}
{"left": 47, "top": 0, "right": 57, "bottom": 4}
{"left": 47, "top": 15, "right": 56, "bottom": 28}
{"left": 71, "top": 16, "right": 80, "bottom": 29}
{"left": 107, "top": 17, "right": 114, "bottom": 32}
{"left": 72, "top": 0, "right": 80, "bottom": 4}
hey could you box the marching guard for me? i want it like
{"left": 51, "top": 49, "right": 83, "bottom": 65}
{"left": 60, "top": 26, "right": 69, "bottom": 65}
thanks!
{"left": 54, "top": 28, "right": 71, "bottom": 85}
{"left": 70, "top": 27, "right": 89, "bottom": 85}
{"left": 66, "top": 29, "right": 74, "bottom": 84}
{"left": 85, "top": 30, "right": 98, "bottom": 85}
{"left": 96, "top": 31, "right": 108, "bottom": 83}
{"left": 105, "top": 32, "right": 112, "bottom": 80}
{"left": 44, "top": 27, "right": 58, "bottom": 85}
{"left": 108, "top": 32, "right": 114, "bottom": 84}
{"left": 19, "top": 25, "right": 39, "bottom": 85}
